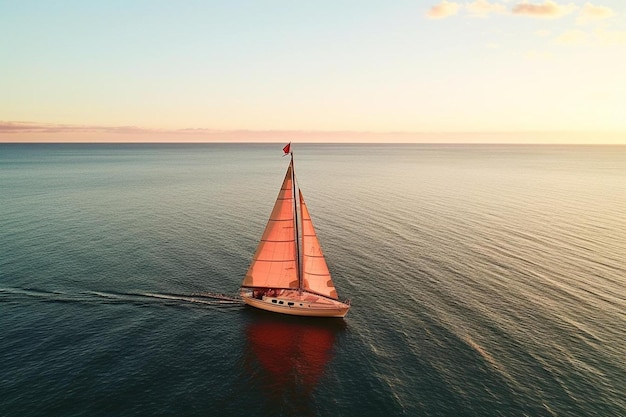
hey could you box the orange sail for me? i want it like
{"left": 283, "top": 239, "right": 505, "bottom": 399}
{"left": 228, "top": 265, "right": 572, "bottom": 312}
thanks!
{"left": 242, "top": 163, "right": 298, "bottom": 290}
{"left": 300, "top": 190, "right": 339, "bottom": 300}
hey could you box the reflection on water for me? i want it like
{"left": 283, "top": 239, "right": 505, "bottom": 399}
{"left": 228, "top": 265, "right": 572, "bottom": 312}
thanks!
{"left": 243, "top": 311, "right": 346, "bottom": 415}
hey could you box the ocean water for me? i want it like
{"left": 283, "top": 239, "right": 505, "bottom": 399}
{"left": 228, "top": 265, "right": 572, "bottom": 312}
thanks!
{"left": 0, "top": 143, "right": 624, "bottom": 417}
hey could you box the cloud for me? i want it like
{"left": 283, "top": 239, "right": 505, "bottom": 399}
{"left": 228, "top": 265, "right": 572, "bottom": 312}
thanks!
{"left": 577, "top": 3, "right": 615, "bottom": 24}
{"left": 594, "top": 29, "right": 626, "bottom": 45}
{"left": 466, "top": 0, "right": 506, "bottom": 18}
{"left": 511, "top": 1, "right": 577, "bottom": 19}
{"left": 0, "top": 121, "right": 462, "bottom": 143}
{"left": 553, "top": 29, "right": 626, "bottom": 46}
{"left": 554, "top": 29, "right": 589, "bottom": 44}
{"left": 426, "top": 0, "right": 580, "bottom": 20}
{"left": 426, "top": 1, "right": 461, "bottom": 19}
{"left": 2, "top": 122, "right": 625, "bottom": 144}
{"left": 0, "top": 121, "right": 156, "bottom": 135}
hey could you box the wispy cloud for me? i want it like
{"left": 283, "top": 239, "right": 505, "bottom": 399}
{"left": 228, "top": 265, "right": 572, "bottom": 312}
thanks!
{"left": 425, "top": 1, "right": 623, "bottom": 48}
{"left": 0, "top": 122, "right": 317, "bottom": 140}
{"left": 2, "top": 122, "right": 622, "bottom": 144}
{"left": 0, "top": 121, "right": 472, "bottom": 143}
{"left": 0, "top": 122, "right": 156, "bottom": 135}
{"left": 577, "top": 2, "right": 615, "bottom": 24}
{"left": 553, "top": 28, "right": 626, "bottom": 45}
{"left": 466, "top": 0, "right": 506, "bottom": 18}
{"left": 427, "top": 0, "right": 581, "bottom": 20}
{"left": 511, "top": 1, "right": 578, "bottom": 19}
{"left": 554, "top": 29, "right": 589, "bottom": 44}
{"left": 594, "top": 29, "right": 626, "bottom": 45}
{"left": 426, "top": 1, "right": 461, "bottom": 19}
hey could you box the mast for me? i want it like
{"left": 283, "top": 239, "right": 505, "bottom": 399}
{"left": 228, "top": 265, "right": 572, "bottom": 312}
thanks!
{"left": 289, "top": 150, "right": 303, "bottom": 294}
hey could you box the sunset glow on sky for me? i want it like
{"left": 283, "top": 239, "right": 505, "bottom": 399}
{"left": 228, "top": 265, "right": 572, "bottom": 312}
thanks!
{"left": 1, "top": 1, "right": 625, "bottom": 143}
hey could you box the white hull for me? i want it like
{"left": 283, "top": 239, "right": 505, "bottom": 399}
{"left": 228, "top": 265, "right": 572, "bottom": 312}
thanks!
{"left": 241, "top": 291, "right": 350, "bottom": 318}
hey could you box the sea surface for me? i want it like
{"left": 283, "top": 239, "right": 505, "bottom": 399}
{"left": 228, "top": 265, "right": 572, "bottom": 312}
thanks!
{"left": 1, "top": 143, "right": 624, "bottom": 417}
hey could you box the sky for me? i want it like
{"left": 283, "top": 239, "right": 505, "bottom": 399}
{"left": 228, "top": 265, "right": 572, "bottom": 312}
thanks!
{"left": 1, "top": 0, "right": 625, "bottom": 143}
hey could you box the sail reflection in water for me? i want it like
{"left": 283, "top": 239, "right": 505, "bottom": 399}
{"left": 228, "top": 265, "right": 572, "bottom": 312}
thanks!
{"left": 243, "top": 313, "right": 345, "bottom": 413}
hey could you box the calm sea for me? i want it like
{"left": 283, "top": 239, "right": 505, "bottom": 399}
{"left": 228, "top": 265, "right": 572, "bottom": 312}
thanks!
{"left": 1, "top": 143, "right": 624, "bottom": 417}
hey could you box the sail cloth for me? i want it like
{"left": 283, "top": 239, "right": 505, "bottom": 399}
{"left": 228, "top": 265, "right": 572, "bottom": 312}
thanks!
{"left": 300, "top": 190, "right": 339, "bottom": 300}
{"left": 242, "top": 164, "right": 299, "bottom": 289}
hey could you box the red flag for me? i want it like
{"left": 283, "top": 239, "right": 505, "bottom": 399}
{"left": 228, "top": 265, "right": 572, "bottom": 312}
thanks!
{"left": 283, "top": 143, "right": 291, "bottom": 155}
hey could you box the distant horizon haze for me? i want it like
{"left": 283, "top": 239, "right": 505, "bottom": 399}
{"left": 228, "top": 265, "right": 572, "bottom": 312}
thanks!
{"left": 1, "top": 121, "right": 624, "bottom": 144}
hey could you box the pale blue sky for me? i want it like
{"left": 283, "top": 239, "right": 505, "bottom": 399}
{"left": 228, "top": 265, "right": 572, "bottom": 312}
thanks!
{"left": 1, "top": 1, "right": 625, "bottom": 142}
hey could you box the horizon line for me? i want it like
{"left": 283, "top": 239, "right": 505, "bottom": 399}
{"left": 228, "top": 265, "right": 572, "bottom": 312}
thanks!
{"left": 1, "top": 121, "right": 624, "bottom": 144}
{"left": 2, "top": 142, "right": 625, "bottom": 146}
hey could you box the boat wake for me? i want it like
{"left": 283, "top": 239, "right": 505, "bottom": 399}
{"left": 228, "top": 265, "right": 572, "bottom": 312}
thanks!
{"left": 0, "top": 286, "right": 243, "bottom": 309}
{"left": 141, "top": 291, "right": 242, "bottom": 305}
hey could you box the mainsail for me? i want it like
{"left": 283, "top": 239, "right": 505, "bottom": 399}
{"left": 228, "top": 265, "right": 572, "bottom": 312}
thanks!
{"left": 242, "top": 164, "right": 298, "bottom": 289}
{"left": 300, "top": 190, "right": 339, "bottom": 300}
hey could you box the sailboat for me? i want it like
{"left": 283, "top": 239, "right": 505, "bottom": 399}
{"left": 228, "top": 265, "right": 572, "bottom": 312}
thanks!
{"left": 240, "top": 144, "right": 351, "bottom": 318}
